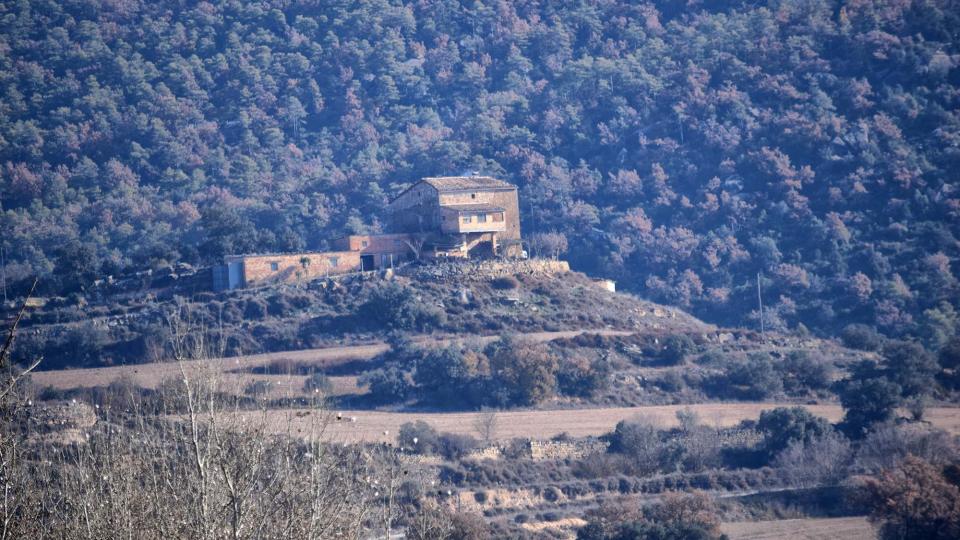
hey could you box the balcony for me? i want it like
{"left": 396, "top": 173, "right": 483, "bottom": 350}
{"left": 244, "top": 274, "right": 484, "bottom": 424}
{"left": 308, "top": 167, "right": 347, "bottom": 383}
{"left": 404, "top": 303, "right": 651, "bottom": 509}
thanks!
{"left": 439, "top": 204, "right": 507, "bottom": 234}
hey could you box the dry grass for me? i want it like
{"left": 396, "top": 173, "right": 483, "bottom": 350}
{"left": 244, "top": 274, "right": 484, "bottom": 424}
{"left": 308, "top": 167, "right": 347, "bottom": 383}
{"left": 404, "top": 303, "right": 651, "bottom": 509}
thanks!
{"left": 30, "top": 343, "right": 387, "bottom": 390}
{"left": 720, "top": 516, "right": 875, "bottom": 540}
{"left": 246, "top": 403, "right": 960, "bottom": 443}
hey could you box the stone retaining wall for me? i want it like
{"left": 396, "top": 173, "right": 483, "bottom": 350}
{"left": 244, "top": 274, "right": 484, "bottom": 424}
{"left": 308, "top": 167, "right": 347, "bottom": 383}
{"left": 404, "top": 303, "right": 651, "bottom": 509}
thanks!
{"left": 528, "top": 438, "right": 609, "bottom": 460}
{"left": 399, "top": 258, "right": 570, "bottom": 283}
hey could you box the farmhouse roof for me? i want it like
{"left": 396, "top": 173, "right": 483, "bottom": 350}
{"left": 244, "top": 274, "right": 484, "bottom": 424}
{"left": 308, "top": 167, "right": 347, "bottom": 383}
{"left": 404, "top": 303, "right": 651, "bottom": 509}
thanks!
{"left": 421, "top": 176, "right": 515, "bottom": 192}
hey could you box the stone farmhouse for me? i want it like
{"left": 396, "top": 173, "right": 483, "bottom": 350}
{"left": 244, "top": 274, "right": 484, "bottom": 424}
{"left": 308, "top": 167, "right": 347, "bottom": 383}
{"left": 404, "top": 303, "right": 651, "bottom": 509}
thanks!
{"left": 213, "top": 176, "right": 523, "bottom": 290}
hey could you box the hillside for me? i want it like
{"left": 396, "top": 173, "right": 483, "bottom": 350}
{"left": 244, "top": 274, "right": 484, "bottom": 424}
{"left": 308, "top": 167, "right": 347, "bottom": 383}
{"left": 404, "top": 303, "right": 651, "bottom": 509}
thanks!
{"left": 22, "top": 259, "right": 875, "bottom": 413}
{"left": 0, "top": 0, "right": 958, "bottom": 347}
{"left": 11, "top": 259, "right": 709, "bottom": 370}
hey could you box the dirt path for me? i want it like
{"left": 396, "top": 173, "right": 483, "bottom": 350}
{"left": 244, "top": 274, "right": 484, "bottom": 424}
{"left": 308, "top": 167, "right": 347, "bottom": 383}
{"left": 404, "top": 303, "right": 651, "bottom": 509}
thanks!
{"left": 720, "top": 516, "right": 874, "bottom": 540}
{"left": 252, "top": 403, "right": 960, "bottom": 443}
{"left": 30, "top": 329, "right": 632, "bottom": 391}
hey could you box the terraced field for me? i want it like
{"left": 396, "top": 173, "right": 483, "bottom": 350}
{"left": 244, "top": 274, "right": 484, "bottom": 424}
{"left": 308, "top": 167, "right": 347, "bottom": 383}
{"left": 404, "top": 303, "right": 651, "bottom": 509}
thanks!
{"left": 244, "top": 402, "right": 960, "bottom": 443}
{"left": 721, "top": 517, "right": 874, "bottom": 540}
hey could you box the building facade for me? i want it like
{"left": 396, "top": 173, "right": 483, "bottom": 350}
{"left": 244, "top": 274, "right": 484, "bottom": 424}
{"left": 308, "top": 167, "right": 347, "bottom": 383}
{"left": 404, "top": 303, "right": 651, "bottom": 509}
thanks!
{"left": 389, "top": 176, "right": 522, "bottom": 258}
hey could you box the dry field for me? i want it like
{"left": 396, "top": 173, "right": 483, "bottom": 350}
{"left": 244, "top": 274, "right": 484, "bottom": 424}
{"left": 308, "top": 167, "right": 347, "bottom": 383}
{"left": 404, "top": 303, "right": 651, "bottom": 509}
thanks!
{"left": 29, "top": 329, "right": 631, "bottom": 394}
{"left": 243, "top": 402, "right": 960, "bottom": 443}
{"left": 720, "top": 516, "right": 875, "bottom": 540}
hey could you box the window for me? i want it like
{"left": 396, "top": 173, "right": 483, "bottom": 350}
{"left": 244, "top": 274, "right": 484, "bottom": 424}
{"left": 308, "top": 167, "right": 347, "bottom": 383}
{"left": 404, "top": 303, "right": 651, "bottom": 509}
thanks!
{"left": 270, "top": 262, "right": 279, "bottom": 272}
{"left": 462, "top": 215, "right": 472, "bottom": 223}
{"left": 471, "top": 193, "right": 476, "bottom": 199}
{"left": 492, "top": 212, "right": 504, "bottom": 222}
{"left": 361, "top": 240, "right": 368, "bottom": 248}
{"left": 328, "top": 257, "right": 339, "bottom": 268}
{"left": 477, "top": 213, "right": 487, "bottom": 223}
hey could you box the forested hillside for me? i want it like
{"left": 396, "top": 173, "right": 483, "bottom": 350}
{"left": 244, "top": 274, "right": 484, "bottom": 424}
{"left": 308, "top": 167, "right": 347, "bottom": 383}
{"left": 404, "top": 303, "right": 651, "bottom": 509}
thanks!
{"left": 1, "top": 0, "right": 958, "bottom": 342}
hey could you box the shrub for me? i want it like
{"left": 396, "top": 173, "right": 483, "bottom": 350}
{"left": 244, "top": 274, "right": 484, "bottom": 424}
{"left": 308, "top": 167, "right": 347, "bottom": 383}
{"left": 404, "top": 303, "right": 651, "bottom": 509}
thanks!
{"left": 855, "top": 423, "right": 959, "bottom": 472}
{"left": 654, "top": 371, "right": 684, "bottom": 392}
{"left": 882, "top": 340, "right": 939, "bottom": 399}
{"left": 413, "top": 346, "right": 490, "bottom": 407}
{"left": 243, "top": 380, "right": 271, "bottom": 397}
{"left": 398, "top": 421, "right": 440, "bottom": 454}
{"left": 781, "top": 350, "right": 832, "bottom": 394}
{"left": 839, "top": 375, "right": 902, "bottom": 438}
{"left": 303, "top": 371, "right": 333, "bottom": 394}
{"left": 694, "top": 350, "right": 726, "bottom": 366}
{"left": 437, "top": 432, "right": 478, "bottom": 460}
{"left": 859, "top": 456, "right": 960, "bottom": 540}
{"left": 607, "top": 417, "right": 668, "bottom": 474}
{"left": 661, "top": 334, "right": 697, "bottom": 365}
{"left": 243, "top": 298, "right": 268, "bottom": 320}
{"left": 542, "top": 486, "right": 561, "bottom": 502}
{"left": 756, "top": 407, "right": 833, "bottom": 462}
{"left": 486, "top": 337, "right": 559, "bottom": 406}
{"left": 557, "top": 354, "right": 611, "bottom": 397}
{"left": 357, "top": 365, "right": 411, "bottom": 404}
{"left": 841, "top": 324, "right": 883, "bottom": 351}
{"left": 491, "top": 276, "right": 520, "bottom": 290}
{"left": 578, "top": 492, "right": 723, "bottom": 540}
{"left": 716, "top": 353, "right": 783, "bottom": 400}
{"left": 773, "top": 431, "right": 853, "bottom": 487}
{"left": 358, "top": 282, "right": 446, "bottom": 331}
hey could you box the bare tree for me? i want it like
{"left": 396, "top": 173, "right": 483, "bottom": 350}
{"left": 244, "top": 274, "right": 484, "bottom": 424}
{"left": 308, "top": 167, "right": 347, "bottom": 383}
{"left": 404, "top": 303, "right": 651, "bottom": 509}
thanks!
{"left": 403, "top": 233, "right": 428, "bottom": 261}
{"left": 0, "top": 279, "right": 41, "bottom": 540}
{"left": 1, "top": 305, "right": 376, "bottom": 539}
{"left": 473, "top": 408, "right": 499, "bottom": 444}
{"left": 774, "top": 431, "right": 853, "bottom": 488}
{"left": 527, "top": 232, "right": 568, "bottom": 260}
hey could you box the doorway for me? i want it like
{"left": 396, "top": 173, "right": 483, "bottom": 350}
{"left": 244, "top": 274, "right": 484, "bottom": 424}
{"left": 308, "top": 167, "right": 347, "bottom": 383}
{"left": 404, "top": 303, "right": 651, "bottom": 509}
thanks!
{"left": 360, "top": 254, "right": 375, "bottom": 271}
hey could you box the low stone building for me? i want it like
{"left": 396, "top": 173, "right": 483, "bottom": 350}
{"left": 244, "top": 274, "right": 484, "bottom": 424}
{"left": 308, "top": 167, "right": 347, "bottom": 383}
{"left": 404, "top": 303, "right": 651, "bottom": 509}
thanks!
{"left": 213, "top": 235, "right": 415, "bottom": 291}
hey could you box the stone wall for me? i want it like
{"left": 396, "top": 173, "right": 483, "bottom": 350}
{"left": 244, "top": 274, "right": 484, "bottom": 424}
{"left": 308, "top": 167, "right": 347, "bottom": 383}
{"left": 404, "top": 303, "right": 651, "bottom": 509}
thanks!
{"left": 333, "top": 233, "right": 414, "bottom": 255}
{"left": 231, "top": 251, "right": 362, "bottom": 286}
{"left": 465, "top": 436, "right": 608, "bottom": 462}
{"left": 528, "top": 438, "right": 609, "bottom": 461}
{"left": 400, "top": 258, "right": 570, "bottom": 283}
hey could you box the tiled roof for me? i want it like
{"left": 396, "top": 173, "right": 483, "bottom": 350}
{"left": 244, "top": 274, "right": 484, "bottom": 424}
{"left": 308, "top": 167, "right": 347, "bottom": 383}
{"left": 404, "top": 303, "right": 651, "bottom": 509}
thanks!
{"left": 441, "top": 203, "right": 506, "bottom": 212}
{"left": 421, "top": 176, "right": 515, "bottom": 191}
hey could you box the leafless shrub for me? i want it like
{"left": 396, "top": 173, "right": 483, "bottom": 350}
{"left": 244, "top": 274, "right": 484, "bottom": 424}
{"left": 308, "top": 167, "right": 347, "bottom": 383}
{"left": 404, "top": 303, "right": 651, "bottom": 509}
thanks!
{"left": 773, "top": 431, "right": 853, "bottom": 487}
{"left": 473, "top": 408, "right": 499, "bottom": 444}
{"left": 854, "top": 422, "right": 959, "bottom": 473}
{"left": 2, "top": 305, "right": 377, "bottom": 539}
